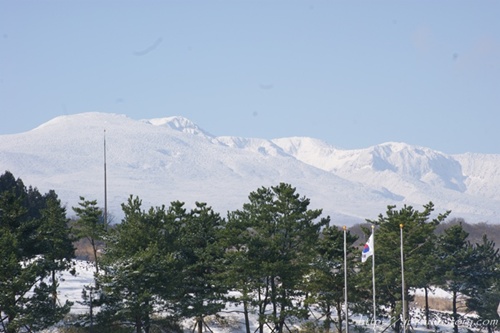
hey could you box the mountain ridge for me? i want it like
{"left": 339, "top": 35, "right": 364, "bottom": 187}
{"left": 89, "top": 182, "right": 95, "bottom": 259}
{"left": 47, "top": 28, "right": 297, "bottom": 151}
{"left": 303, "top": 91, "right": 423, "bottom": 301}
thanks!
{"left": 1, "top": 112, "right": 498, "bottom": 225}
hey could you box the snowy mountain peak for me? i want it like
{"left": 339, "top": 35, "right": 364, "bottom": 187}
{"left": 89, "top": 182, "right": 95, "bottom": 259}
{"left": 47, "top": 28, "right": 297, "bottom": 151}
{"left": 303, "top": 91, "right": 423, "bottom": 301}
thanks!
{"left": 268, "top": 139, "right": 467, "bottom": 193}
{"left": 362, "top": 143, "right": 466, "bottom": 190}
{"left": 29, "top": 113, "right": 144, "bottom": 143}
{"left": 142, "top": 116, "right": 213, "bottom": 138}
{"left": 374, "top": 141, "right": 422, "bottom": 153}
{"left": 1, "top": 112, "right": 499, "bottom": 225}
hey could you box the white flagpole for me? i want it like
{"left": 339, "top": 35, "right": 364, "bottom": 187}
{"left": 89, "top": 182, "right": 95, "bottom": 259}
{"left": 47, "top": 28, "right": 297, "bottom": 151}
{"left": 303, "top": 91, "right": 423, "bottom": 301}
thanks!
{"left": 400, "top": 224, "right": 406, "bottom": 333}
{"left": 372, "top": 225, "right": 376, "bottom": 333}
{"left": 343, "top": 225, "right": 349, "bottom": 333}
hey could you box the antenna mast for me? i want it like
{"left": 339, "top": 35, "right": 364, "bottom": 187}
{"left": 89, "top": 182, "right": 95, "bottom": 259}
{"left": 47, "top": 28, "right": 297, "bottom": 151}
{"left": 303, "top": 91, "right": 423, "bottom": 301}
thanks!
{"left": 104, "top": 129, "right": 107, "bottom": 226}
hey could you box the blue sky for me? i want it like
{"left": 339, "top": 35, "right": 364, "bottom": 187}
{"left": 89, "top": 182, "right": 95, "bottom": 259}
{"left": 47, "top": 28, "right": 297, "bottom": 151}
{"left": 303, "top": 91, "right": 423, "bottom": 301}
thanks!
{"left": 1, "top": 1, "right": 499, "bottom": 154}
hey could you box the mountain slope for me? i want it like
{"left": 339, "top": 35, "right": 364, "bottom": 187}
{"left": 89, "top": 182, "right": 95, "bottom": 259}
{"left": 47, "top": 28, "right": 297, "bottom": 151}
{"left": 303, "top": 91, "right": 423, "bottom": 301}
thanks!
{"left": 271, "top": 138, "right": 500, "bottom": 223}
{"left": 0, "top": 112, "right": 498, "bottom": 225}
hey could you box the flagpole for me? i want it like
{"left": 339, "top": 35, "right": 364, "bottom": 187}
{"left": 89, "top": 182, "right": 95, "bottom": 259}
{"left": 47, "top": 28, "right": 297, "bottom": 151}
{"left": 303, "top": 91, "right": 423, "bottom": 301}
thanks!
{"left": 343, "top": 225, "right": 349, "bottom": 333}
{"left": 372, "top": 225, "right": 376, "bottom": 333}
{"left": 400, "top": 224, "right": 406, "bottom": 333}
{"left": 103, "top": 129, "right": 108, "bottom": 227}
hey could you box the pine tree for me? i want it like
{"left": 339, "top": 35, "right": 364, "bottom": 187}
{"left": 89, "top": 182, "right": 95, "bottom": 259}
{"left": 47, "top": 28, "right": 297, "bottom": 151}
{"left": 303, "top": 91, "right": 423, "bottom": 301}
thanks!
{"left": 72, "top": 200, "right": 105, "bottom": 333}
{"left": 225, "top": 183, "right": 328, "bottom": 333}
{"left": 464, "top": 235, "right": 500, "bottom": 333}
{"left": 0, "top": 171, "right": 73, "bottom": 333}
{"left": 435, "top": 223, "right": 474, "bottom": 333}
{"left": 97, "top": 196, "right": 183, "bottom": 333}
{"left": 72, "top": 196, "right": 106, "bottom": 275}
{"left": 176, "top": 201, "right": 227, "bottom": 333}
{"left": 305, "top": 225, "right": 359, "bottom": 332}
{"left": 367, "top": 202, "right": 448, "bottom": 333}
{"left": 38, "top": 192, "right": 76, "bottom": 309}
{"left": 223, "top": 209, "right": 263, "bottom": 333}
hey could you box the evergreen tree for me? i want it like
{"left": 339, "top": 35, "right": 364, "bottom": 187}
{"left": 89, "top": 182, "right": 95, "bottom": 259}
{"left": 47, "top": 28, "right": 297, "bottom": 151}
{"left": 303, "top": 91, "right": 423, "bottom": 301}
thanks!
{"left": 0, "top": 171, "right": 73, "bottom": 333}
{"left": 223, "top": 209, "right": 263, "bottom": 333}
{"left": 464, "top": 235, "right": 500, "bottom": 333}
{"left": 0, "top": 171, "right": 40, "bottom": 257}
{"left": 435, "top": 223, "right": 474, "bottom": 333}
{"left": 366, "top": 202, "right": 448, "bottom": 333}
{"left": 225, "top": 183, "right": 328, "bottom": 333}
{"left": 305, "top": 225, "right": 359, "bottom": 333}
{"left": 38, "top": 192, "right": 76, "bottom": 308}
{"left": 72, "top": 198, "right": 104, "bottom": 333}
{"left": 176, "top": 202, "right": 227, "bottom": 333}
{"left": 72, "top": 196, "right": 106, "bottom": 275}
{"left": 97, "top": 196, "right": 184, "bottom": 333}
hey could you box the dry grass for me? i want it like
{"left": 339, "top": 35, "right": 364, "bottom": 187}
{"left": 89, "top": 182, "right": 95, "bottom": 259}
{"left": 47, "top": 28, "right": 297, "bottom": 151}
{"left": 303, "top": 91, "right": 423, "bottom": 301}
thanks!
{"left": 413, "top": 295, "right": 468, "bottom": 312}
{"left": 73, "top": 239, "right": 95, "bottom": 261}
{"left": 73, "top": 238, "right": 106, "bottom": 261}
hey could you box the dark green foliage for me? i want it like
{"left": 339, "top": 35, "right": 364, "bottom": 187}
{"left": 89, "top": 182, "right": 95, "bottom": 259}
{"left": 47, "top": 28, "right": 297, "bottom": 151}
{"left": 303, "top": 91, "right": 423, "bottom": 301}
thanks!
{"left": 225, "top": 183, "right": 329, "bottom": 333}
{"left": 0, "top": 171, "right": 74, "bottom": 333}
{"left": 435, "top": 224, "right": 500, "bottom": 333}
{"left": 97, "top": 196, "right": 182, "bottom": 333}
{"left": 175, "top": 201, "right": 227, "bottom": 333}
{"left": 435, "top": 223, "right": 475, "bottom": 333}
{"left": 3, "top": 172, "right": 500, "bottom": 332}
{"left": 18, "top": 281, "right": 72, "bottom": 331}
{"left": 0, "top": 171, "right": 40, "bottom": 258}
{"left": 463, "top": 235, "right": 500, "bottom": 333}
{"left": 39, "top": 192, "right": 75, "bottom": 262}
{"left": 305, "top": 225, "right": 359, "bottom": 333}
{"left": 39, "top": 193, "right": 77, "bottom": 307}
{"left": 72, "top": 197, "right": 106, "bottom": 275}
{"left": 366, "top": 202, "right": 448, "bottom": 332}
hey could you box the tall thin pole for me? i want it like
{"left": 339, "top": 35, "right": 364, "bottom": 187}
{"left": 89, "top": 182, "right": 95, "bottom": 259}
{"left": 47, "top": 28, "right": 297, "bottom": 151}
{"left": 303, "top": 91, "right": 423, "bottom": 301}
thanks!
{"left": 343, "top": 225, "right": 349, "bottom": 333}
{"left": 400, "top": 224, "right": 406, "bottom": 333}
{"left": 89, "top": 286, "right": 94, "bottom": 333}
{"left": 103, "top": 129, "right": 107, "bottom": 227}
{"left": 372, "top": 225, "right": 376, "bottom": 333}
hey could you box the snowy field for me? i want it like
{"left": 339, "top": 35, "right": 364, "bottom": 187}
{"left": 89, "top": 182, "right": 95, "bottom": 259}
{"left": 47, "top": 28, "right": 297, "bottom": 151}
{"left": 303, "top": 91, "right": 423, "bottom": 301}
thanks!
{"left": 56, "top": 260, "right": 97, "bottom": 315}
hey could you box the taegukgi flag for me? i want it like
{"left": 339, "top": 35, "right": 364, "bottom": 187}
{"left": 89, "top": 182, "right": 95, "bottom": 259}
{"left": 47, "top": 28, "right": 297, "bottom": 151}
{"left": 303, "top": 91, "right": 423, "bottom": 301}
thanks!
{"left": 361, "top": 233, "right": 374, "bottom": 263}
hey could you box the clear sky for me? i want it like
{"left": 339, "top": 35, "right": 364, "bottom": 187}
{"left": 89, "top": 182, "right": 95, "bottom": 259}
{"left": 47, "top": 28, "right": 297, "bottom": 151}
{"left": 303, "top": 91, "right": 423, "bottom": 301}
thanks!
{"left": 1, "top": 1, "right": 499, "bottom": 154}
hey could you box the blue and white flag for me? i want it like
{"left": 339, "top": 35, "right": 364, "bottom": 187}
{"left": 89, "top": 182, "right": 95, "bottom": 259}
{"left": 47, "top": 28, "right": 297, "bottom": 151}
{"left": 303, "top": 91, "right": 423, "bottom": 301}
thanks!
{"left": 361, "top": 233, "right": 374, "bottom": 263}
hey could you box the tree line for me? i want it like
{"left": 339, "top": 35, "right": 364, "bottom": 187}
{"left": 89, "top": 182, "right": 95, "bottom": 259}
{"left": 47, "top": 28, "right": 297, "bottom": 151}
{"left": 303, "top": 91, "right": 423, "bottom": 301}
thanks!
{"left": 1, "top": 171, "right": 499, "bottom": 333}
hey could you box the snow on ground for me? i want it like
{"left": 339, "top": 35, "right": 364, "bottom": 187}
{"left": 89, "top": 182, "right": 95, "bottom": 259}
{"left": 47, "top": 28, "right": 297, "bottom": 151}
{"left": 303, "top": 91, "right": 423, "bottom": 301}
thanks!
{"left": 41, "top": 260, "right": 497, "bottom": 332}
{"left": 57, "top": 260, "right": 96, "bottom": 314}
{"left": 413, "top": 287, "right": 452, "bottom": 299}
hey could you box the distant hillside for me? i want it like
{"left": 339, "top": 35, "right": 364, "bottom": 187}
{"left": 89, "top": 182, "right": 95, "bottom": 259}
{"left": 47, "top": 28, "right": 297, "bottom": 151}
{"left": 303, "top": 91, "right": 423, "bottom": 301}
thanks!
{"left": 435, "top": 218, "right": 500, "bottom": 249}
{"left": 1, "top": 112, "right": 499, "bottom": 225}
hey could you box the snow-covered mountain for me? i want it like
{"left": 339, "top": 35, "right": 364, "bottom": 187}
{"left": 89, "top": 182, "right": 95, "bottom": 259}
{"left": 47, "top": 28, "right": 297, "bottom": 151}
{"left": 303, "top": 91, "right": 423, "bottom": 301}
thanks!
{"left": 1, "top": 112, "right": 499, "bottom": 225}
